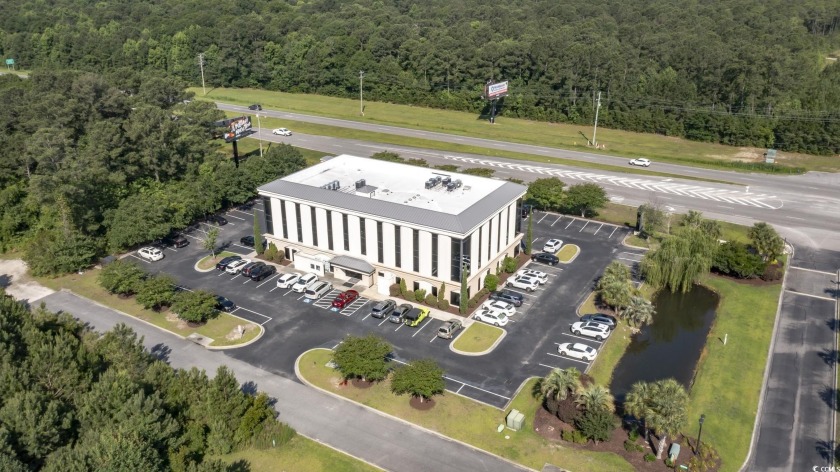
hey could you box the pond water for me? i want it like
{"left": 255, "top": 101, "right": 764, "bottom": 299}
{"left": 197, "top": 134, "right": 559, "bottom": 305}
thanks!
{"left": 609, "top": 284, "right": 719, "bottom": 403}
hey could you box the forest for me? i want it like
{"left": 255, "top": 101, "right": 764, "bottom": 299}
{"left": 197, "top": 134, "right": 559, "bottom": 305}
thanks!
{"left": 0, "top": 294, "right": 294, "bottom": 471}
{"left": 2, "top": 0, "right": 840, "bottom": 154}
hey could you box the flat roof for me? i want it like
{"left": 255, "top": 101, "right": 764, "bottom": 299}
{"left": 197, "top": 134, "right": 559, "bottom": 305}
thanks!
{"left": 258, "top": 154, "right": 526, "bottom": 234}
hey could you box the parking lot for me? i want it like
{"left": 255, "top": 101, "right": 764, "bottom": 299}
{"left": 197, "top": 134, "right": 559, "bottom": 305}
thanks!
{"left": 138, "top": 204, "right": 637, "bottom": 408}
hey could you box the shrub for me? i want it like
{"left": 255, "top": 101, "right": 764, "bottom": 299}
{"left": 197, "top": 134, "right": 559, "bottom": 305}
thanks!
{"left": 273, "top": 249, "right": 285, "bottom": 263}
{"left": 437, "top": 283, "right": 445, "bottom": 303}
{"left": 554, "top": 397, "right": 580, "bottom": 424}
{"left": 484, "top": 274, "right": 499, "bottom": 292}
{"left": 438, "top": 300, "right": 450, "bottom": 311}
{"left": 467, "top": 298, "right": 478, "bottom": 309}
{"left": 389, "top": 284, "right": 400, "bottom": 297}
{"left": 665, "top": 458, "right": 675, "bottom": 468}
{"left": 761, "top": 262, "right": 784, "bottom": 281}
{"left": 171, "top": 290, "right": 219, "bottom": 323}
{"left": 712, "top": 241, "right": 764, "bottom": 278}
{"left": 624, "top": 439, "right": 644, "bottom": 452}
{"left": 502, "top": 256, "right": 517, "bottom": 273}
{"left": 643, "top": 453, "right": 656, "bottom": 462}
{"left": 687, "top": 442, "right": 721, "bottom": 472}
{"left": 98, "top": 259, "right": 146, "bottom": 296}
{"left": 424, "top": 294, "right": 437, "bottom": 306}
{"left": 135, "top": 274, "right": 177, "bottom": 310}
{"left": 575, "top": 407, "right": 616, "bottom": 443}
{"left": 414, "top": 289, "right": 426, "bottom": 303}
{"left": 265, "top": 242, "right": 278, "bottom": 261}
{"left": 627, "top": 426, "right": 640, "bottom": 441}
{"left": 399, "top": 279, "right": 408, "bottom": 298}
{"left": 561, "top": 430, "right": 587, "bottom": 444}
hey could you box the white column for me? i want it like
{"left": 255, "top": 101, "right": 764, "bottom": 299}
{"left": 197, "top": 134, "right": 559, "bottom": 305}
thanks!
{"left": 300, "top": 204, "right": 314, "bottom": 245}
{"left": 348, "top": 215, "right": 362, "bottom": 254}
{"left": 383, "top": 223, "right": 396, "bottom": 267}
{"left": 438, "top": 234, "right": 451, "bottom": 281}
{"left": 401, "top": 226, "right": 412, "bottom": 270}
{"left": 365, "top": 219, "right": 377, "bottom": 258}
{"left": 491, "top": 212, "right": 500, "bottom": 257}
{"left": 419, "top": 230, "right": 432, "bottom": 276}
{"left": 314, "top": 208, "right": 329, "bottom": 249}
{"left": 285, "top": 201, "right": 299, "bottom": 243}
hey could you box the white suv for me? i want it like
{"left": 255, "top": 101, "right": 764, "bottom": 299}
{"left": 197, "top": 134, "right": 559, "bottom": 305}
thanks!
{"left": 506, "top": 276, "right": 539, "bottom": 292}
{"left": 480, "top": 300, "right": 516, "bottom": 317}
{"left": 276, "top": 272, "right": 301, "bottom": 289}
{"left": 474, "top": 309, "right": 509, "bottom": 327}
{"left": 137, "top": 246, "right": 164, "bottom": 261}
{"left": 515, "top": 269, "right": 547, "bottom": 284}
{"left": 543, "top": 239, "right": 563, "bottom": 253}
{"left": 292, "top": 273, "right": 318, "bottom": 293}
{"left": 272, "top": 128, "right": 292, "bottom": 136}
{"left": 629, "top": 158, "right": 651, "bottom": 167}
{"left": 570, "top": 321, "right": 612, "bottom": 341}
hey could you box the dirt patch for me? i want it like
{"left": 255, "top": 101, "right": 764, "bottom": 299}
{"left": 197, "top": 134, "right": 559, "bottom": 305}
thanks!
{"left": 409, "top": 396, "right": 436, "bottom": 411}
{"left": 351, "top": 378, "right": 374, "bottom": 389}
{"left": 224, "top": 323, "right": 257, "bottom": 341}
{"left": 165, "top": 311, "right": 190, "bottom": 330}
{"left": 0, "top": 259, "right": 55, "bottom": 303}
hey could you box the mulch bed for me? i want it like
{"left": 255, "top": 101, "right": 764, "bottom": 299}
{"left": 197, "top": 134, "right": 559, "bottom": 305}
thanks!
{"left": 533, "top": 407, "right": 706, "bottom": 471}
{"left": 186, "top": 321, "right": 206, "bottom": 328}
{"left": 351, "top": 378, "right": 374, "bottom": 389}
{"left": 409, "top": 396, "right": 436, "bottom": 411}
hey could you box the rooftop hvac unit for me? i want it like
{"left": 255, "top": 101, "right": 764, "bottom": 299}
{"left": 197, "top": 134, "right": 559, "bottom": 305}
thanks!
{"left": 432, "top": 176, "right": 442, "bottom": 185}
{"left": 454, "top": 179, "right": 462, "bottom": 188}
{"left": 424, "top": 180, "right": 434, "bottom": 189}
{"left": 329, "top": 180, "right": 340, "bottom": 190}
{"left": 442, "top": 176, "right": 451, "bottom": 185}
{"left": 355, "top": 179, "right": 366, "bottom": 189}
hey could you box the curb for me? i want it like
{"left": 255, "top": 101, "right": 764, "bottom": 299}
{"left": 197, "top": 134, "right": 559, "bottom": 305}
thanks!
{"left": 206, "top": 310, "right": 265, "bottom": 350}
{"left": 556, "top": 244, "right": 581, "bottom": 264}
{"left": 450, "top": 324, "right": 507, "bottom": 356}
{"left": 294, "top": 348, "right": 535, "bottom": 472}
{"left": 620, "top": 233, "right": 650, "bottom": 251}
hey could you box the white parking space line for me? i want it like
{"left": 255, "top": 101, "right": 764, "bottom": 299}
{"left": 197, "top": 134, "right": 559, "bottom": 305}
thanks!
{"left": 234, "top": 306, "right": 273, "bottom": 324}
{"left": 561, "top": 332, "right": 603, "bottom": 344}
{"left": 127, "top": 254, "right": 151, "bottom": 264}
{"left": 411, "top": 319, "right": 432, "bottom": 337}
{"left": 233, "top": 243, "right": 255, "bottom": 251}
{"left": 256, "top": 273, "right": 280, "bottom": 288}
{"left": 225, "top": 213, "right": 246, "bottom": 221}
{"left": 537, "top": 213, "right": 548, "bottom": 224}
{"left": 429, "top": 335, "right": 439, "bottom": 343}
{"left": 379, "top": 318, "right": 390, "bottom": 326}
{"left": 546, "top": 352, "right": 590, "bottom": 365}
{"left": 340, "top": 299, "right": 368, "bottom": 316}
{"left": 184, "top": 233, "right": 204, "bottom": 242}
{"left": 579, "top": 221, "right": 589, "bottom": 232}
{"left": 617, "top": 256, "right": 641, "bottom": 262}
{"left": 539, "top": 363, "right": 561, "bottom": 370}
{"left": 565, "top": 219, "right": 575, "bottom": 229}
{"left": 394, "top": 323, "right": 404, "bottom": 332}
{"left": 609, "top": 227, "right": 619, "bottom": 238}
{"left": 551, "top": 216, "right": 562, "bottom": 226}
{"left": 593, "top": 224, "right": 603, "bottom": 235}
{"left": 444, "top": 377, "right": 511, "bottom": 400}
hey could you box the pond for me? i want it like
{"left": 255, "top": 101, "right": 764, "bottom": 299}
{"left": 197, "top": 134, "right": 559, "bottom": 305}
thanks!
{"left": 609, "top": 284, "right": 719, "bottom": 403}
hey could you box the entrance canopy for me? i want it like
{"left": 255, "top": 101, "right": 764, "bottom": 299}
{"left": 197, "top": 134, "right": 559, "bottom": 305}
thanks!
{"left": 330, "top": 255, "right": 375, "bottom": 275}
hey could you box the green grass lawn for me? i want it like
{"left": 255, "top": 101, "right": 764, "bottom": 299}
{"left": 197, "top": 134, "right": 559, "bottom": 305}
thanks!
{"left": 298, "top": 349, "right": 633, "bottom": 471}
{"left": 197, "top": 251, "right": 238, "bottom": 270}
{"left": 451, "top": 322, "right": 504, "bottom": 352}
{"left": 623, "top": 234, "right": 650, "bottom": 248}
{"left": 556, "top": 244, "right": 580, "bottom": 263}
{"left": 593, "top": 203, "right": 639, "bottom": 228}
{"left": 198, "top": 87, "right": 834, "bottom": 172}
{"left": 216, "top": 137, "right": 332, "bottom": 167}
{"left": 686, "top": 275, "right": 782, "bottom": 472}
{"left": 36, "top": 269, "right": 261, "bottom": 347}
{"left": 218, "top": 437, "right": 380, "bottom": 472}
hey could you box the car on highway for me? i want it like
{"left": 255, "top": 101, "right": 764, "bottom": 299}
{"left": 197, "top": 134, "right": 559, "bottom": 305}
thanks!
{"left": 530, "top": 252, "right": 559, "bottom": 266}
{"left": 389, "top": 303, "right": 413, "bottom": 324}
{"left": 506, "top": 276, "right": 539, "bottom": 292}
{"left": 137, "top": 246, "right": 164, "bottom": 262}
{"left": 225, "top": 259, "right": 251, "bottom": 274}
{"left": 239, "top": 235, "right": 267, "bottom": 249}
{"left": 216, "top": 255, "right": 242, "bottom": 271}
{"left": 249, "top": 264, "right": 276, "bottom": 281}
{"left": 272, "top": 128, "right": 292, "bottom": 136}
{"left": 629, "top": 158, "right": 651, "bottom": 167}
{"left": 474, "top": 309, "right": 509, "bottom": 327}
{"left": 489, "top": 290, "right": 524, "bottom": 307}
{"left": 480, "top": 300, "right": 516, "bottom": 317}
{"left": 437, "top": 319, "right": 464, "bottom": 339}
{"left": 206, "top": 215, "right": 228, "bottom": 226}
{"left": 241, "top": 261, "right": 265, "bottom": 278}
{"left": 404, "top": 307, "right": 429, "bottom": 327}
{"left": 570, "top": 321, "right": 611, "bottom": 341}
{"left": 557, "top": 342, "right": 598, "bottom": 361}
{"left": 248, "top": 104, "right": 262, "bottom": 110}
{"left": 276, "top": 272, "right": 301, "bottom": 289}
{"left": 292, "top": 273, "right": 318, "bottom": 293}
{"left": 580, "top": 314, "right": 618, "bottom": 330}
{"left": 216, "top": 296, "right": 237, "bottom": 312}
{"left": 516, "top": 269, "right": 547, "bottom": 284}
{"left": 543, "top": 239, "right": 563, "bottom": 253}
{"left": 370, "top": 299, "right": 397, "bottom": 319}
{"left": 331, "top": 290, "right": 359, "bottom": 309}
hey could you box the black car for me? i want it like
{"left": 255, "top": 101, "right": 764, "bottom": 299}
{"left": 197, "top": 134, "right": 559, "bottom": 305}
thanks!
{"left": 489, "top": 290, "right": 524, "bottom": 307}
{"left": 207, "top": 215, "right": 228, "bottom": 226}
{"left": 240, "top": 235, "right": 268, "bottom": 249}
{"left": 580, "top": 313, "right": 618, "bottom": 330}
{"left": 531, "top": 252, "right": 559, "bottom": 265}
{"left": 249, "top": 264, "right": 276, "bottom": 281}
{"left": 215, "top": 255, "right": 242, "bottom": 271}
{"left": 247, "top": 104, "right": 262, "bottom": 110}
{"left": 240, "top": 261, "right": 264, "bottom": 277}
{"left": 521, "top": 204, "right": 534, "bottom": 218}
{"left": 163, "top": 233, "right": 189, "bottom": 248}
{"left": 216, "top": 296, "right": 236, "bottom": 312}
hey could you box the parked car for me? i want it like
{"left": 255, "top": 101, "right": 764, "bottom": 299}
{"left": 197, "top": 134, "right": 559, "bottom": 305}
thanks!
{"left": 530, "top": 252, "right": 559, "bottom": 266}
{"left": 580, "top": 314, "right": 618, "bottom": 330}
{"left": 249, "top": 264, "right": 276, "bottom": 281}
{"left": 629, "top": 158, "right": 651, "bottom": 167}
{"left": 506, "top": 276, "right": 539, "bottom": 292}
{"left": 241, "top": 261, "right": 265, "bottom": 278}
{"left": 370, "top": 299, "right": 397, "bottom": 319}
{"left": 292, "top": 273, "right": 318, "bottom": 293}
{"left": 248, "top": 104, "right": 262, "bottom": 110}
{"left": 207, "top": 215, "right": 228, "bottom": 226}
{"left": 437, "top": 319, "right": 464, "bottom": 339}
{"left": 404, "top": 307, "right": 429, "bottom": 327}
{"left": 570, "top": 321, "right": 612, "bottom": 341}
{"left": 480, "top": 300, "right": 516, "bottom": 317}
{"left": 304, "top": 280, "right": 332, "bottom": 299}
{"left": 520, "top": 204, "right": 534, "bottom": 218}
{"left": 389, "top": 303, "right": 413, "bottom": 324}
{"left": 163, "top": 233, "right": 189, "bottom": 248}
{"left": 515, "top": 269, "right": 547, "bottom": 284}
{"left": 543, "top": 239, "right": 563, "bottom": 253}
{"left": 138, "top": 246, "right": 164, "bottom": 262}
{"left": 216, "top": 255, "right": 242, "bottom": 271}
{"left": 474, "top": 309, "right": 509, "bottom": 327}
{"left": 225, "top": 259, "right": 251, "bottom": 274}
{"left": 489, "top": 290, "right": 524, "bottom": 307}
{"left": 276, "top": 272, "right": 301, "bottom": 289}
{"left": 216, "top": 296, "right": 236, "bottom": 312}
{"left": 239, "top": 235, "right": 267, "bottom": 249}
{"left": 331, "top": 290, "right": 359, "bottom": 309}
{"left": 272, "top": 128, "right": 292, "bottom": 136}
{"left": 557, "top": 342, "right": 598, "bottom": 361}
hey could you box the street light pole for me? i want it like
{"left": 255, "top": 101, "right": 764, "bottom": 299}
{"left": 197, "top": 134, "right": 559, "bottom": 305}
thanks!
{"left": 359, "top": 71, "right": 365, "bottom": 116}
{"left": 697, "top": 414, "right": 706, "bottom": 456}
{"left": 256, "top": 113, "right": 263, "bottom": 157}
{"left": 592, "top": 90, "right": 601, "bottom": 147}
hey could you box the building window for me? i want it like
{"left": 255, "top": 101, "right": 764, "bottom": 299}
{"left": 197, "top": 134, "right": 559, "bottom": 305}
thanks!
{"left": 450, "top": 290, "right": 460, "bottom": 306}
{"left": 377, "top": 221, "right": 384, "bottom": 263}
{"left": 497, "top": 213, "right": 502, "bottom": 253}
{"left": 486, "top": 221, "right": 492, "bottom": 262}
{"left": 431, "top": 234, "right": 438, "bottom": 276}
{"left": 279, "top": 199, "right": 288, "bottom": 239}
{"left": 431, "top": 285, "right": 438, "bottom": 297}
{"left": 360, "top": 218, "right": 367, "bottom": 255}
{"left": 394, "top": 225, "right": 402, "bottom": 268}
{"left": 294, "top": 203, "right": 303, "bottom": 243}
{"left": 463, "top": 234, "right": 472, "bottom": 274}
{"left": 412, "top": 229, "right": 419, "bottom": 272}
{"left": 310, "top": 207, "right": 318, "bottom": 247}
{"left": 413, "top": 281, "right": 420, "bottom": 291}
{"left": 516, "top": 199, "right": 523, "bottom": 233}
{"left": 342, "top": 214, "right": 350, "bottom": 251}
{"left": 326, "top": 210, "right": 334, "bottom": 250}
{"left": 450, "top": 238, "right": 462, "bottom": 282}
{"left": 478, "top": 226, "right": 483, "bottom": 267}
{"left": 262, "top": 197, "right": 273, "bottom": 235}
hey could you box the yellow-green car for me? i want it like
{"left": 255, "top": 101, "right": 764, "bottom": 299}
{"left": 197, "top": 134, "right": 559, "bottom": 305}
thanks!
{"left": 404, "top": 307, "right": 429, "bottom": 327}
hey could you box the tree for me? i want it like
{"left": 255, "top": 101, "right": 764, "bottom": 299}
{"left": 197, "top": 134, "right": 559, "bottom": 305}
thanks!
{"left": 713, "top": 241, "right": 765, "bottom": 278}
{"left": 526, "top": 178, "right": 565, "bottom": 212}
{"left": 253, "top": 211, "right": 264, "bottom": 255}
{"left": 525, "top": 214, "right": 533, "bottom": 255}
{"left": 265, "top": 242, "right": 278, "bottom": 261}
{"left": 638, "top": 203, "right": 666, "bottom": 236}
{"left": 624, "top": 381, "right": 654, "bottom": 443}
{"left": 332, "top": 334, "right": 392, "bottom": 382}
{"left": 575, "top": 407, "right": 616, "bottom": 444}
{"left": 135, "top": 274, "right": 177, "bottom": 310}
{"left": 641, "top": 227, "right": 719, "bottom": 293}
{"left": 390, "top": 359, "right": 445, "bottom": 403}
{"left": 23, "top": 228, "right": 99, "bottom": 277}
{"left": 637, "top": 379, "right": 689, "bottom": 459}
{"left": 459, "top": 266, "right": 469, "bottom": 314}
{"left": 536, "top": 367, "right": 582, "bottom": 403}
{"left": 623, "top": 296, "right": 655, "bottom": 327}
{"left": 399, "top": 278, "right": 408, "bottom": 298}
{"left": 575, "top": 384, "right": 615, "bottom": 413}
{"left": 437, "top": 282, "right": 446, "bottom": 304}
{"left": 564, "top": 183, "right": 608, "bottom": 217}
{"left": 171, "top": 290, "right": 219, "bottom": 323}
{"left": 484, "top": 274, "right": 499, "bottom": 292}
{"left": 98, "top": 259, "right": 146, "bottom": 296}
{"left": 748, "top": 222, "right": 784, "bottom": 262}
{"left": 596, "top": 261, "right": 635, "bottom": 314}
{"left": 680, "top": 210, "right": 722, "bottom": 240}
{"left": 203, "top": 228, "right": 219, "bottom": 258}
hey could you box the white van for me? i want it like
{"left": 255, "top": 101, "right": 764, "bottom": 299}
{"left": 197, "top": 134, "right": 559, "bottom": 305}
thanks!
{"left": 305, "top": 281, "right": 333, "bottom": 300}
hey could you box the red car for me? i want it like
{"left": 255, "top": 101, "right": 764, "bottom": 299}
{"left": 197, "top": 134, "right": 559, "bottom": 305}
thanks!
{"left": 331, "top": 290, "right": 359, "bottom": 309}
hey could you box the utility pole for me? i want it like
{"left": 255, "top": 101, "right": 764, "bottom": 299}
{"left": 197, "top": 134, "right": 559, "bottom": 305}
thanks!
{"left": 256, "top": 113, "right": 263, "bottom": 157}
{"left": 359, "top": 71, "right": 365, "bottom": 116}
{"left": 198, "top": 53, "right": 207, "bottom": 96}
{"left": 592, "top": 91, "right": 601, "bottom": 147}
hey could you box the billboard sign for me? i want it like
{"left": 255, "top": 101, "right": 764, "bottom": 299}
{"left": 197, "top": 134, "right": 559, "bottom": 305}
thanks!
{"left": 215, "top": 116, "right": 253, "bottom": 142}
{"left": 485, "top": 81, "right": 509, "bottom": 99}
{"left": 5, "top": 59, "right": 14, "bottom": 66}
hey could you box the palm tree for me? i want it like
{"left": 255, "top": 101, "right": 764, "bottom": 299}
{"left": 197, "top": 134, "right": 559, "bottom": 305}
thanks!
{"left": 597, "top": 261, "right": 634, "bottom": 314}
{"left": 624, "top": 381, "right": 653, "bottom": 443}
{"left": 646, "top": 379, "right": 689, "bottom": 459}
{"left": 681, "top": 210, "right": 704, "bottom": 228}
{"left": 623, "top": 296, "right": 655, "bottom": 327}
{"left": 535, "top": 367, "right": 582, "bottom": 402}
{"left": 575, "top": 384, "right": 615, "bottom": 413}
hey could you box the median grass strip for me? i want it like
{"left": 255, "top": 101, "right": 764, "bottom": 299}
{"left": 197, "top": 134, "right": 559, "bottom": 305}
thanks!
{"left": 556, "top": 244, "right": 580, "bottom": 263}
{"left": 451, "top": 322, "right": 504, "bottom": 353}
{"left": 197, "top": 251, "right": 238, "bottom": 270}
{"left": 686, "top": 275, "right": 782, "bottom": 472}
{"left": 217, "top": 437, "right": 379, "bottom": 472}
{"left": 298, "top": 349, "right": 633, "bottom": 471}
{"left": 36, "top": 269, "right": 260, "bottom": 347}
{"left": 198, "top": 87, "right": 834, "bottom": 172}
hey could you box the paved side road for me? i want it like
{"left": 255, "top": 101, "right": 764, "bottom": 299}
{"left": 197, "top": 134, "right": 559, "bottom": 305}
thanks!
{"left": 39, "top": 290, "right": 530, "bottom": 472}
